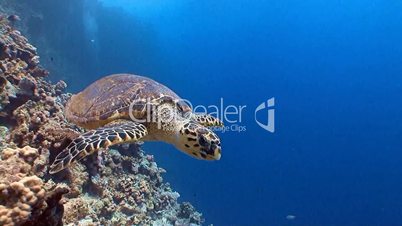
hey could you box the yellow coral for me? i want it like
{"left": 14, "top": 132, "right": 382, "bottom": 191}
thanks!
{"left": 19, "top": 146, "right": 39, "bottom": 163}
{"left": 0, "top": 176, "right": 46, "bottom": 226}
{"left": 1, "top": 147, "right": 18, "bottom": 159}
{"left": 1, "top": 146, "right": 38, "bottom": 162}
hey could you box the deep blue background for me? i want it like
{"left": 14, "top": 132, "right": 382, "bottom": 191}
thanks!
{"left": 50, "top": 0, "right": 402, "bottom": 225}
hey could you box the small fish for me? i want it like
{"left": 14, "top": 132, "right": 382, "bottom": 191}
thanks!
{"left": 286, "top": 215, "right": 296, "bottom": 220}
{"left": 7, "top": 15, "right": 20, "bottom": 22}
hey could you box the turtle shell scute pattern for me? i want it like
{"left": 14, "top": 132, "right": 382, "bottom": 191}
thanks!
{"left": 65, "top": 74, "right": 192, "bottom": 128}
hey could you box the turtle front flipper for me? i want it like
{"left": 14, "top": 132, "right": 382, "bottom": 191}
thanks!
{"left": 191, "top": 113, "right": 224, "bottom": 127}
{"left": 49, "top": 120, "right": 147, "bottom": 174}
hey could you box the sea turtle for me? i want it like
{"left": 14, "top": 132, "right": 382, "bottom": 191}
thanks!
{"left": 49, "top": 74, "right": 223, "bottom": 174}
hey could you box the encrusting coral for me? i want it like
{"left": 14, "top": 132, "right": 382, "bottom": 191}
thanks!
{"left": 0, "top": 146, "right": 68, "bottom": 226}
{"left": 0, "top": 14, "right": 204, "bottom": 226}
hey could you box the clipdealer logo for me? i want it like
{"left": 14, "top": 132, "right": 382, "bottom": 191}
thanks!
{"left": 128, "top": 97, "right": 275, "bottom": 133}
{"left": 255, "top": 97, "right": 275, "bottom": 133}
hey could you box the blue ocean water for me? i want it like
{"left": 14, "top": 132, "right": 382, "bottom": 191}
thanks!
{"left": 51, "top": 0, "right": 402, "bottom": 225}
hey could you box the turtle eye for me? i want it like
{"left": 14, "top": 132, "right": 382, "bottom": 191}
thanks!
{"left": 198, "top": 134, "right": 209, "bottom": 147}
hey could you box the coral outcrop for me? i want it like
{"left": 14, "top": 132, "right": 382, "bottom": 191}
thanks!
{"left": 61, "top": 148, "right": 203, "bottom": 225}
{"left": 0, "top": 146, "right": 68, "bottom": 226}
{"left": 0, "top": 14, "right": 203, "bottom": 226}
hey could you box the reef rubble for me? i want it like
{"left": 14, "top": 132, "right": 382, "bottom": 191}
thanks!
{"left": 0, "top": 15, "right": 203, "bottom": 226}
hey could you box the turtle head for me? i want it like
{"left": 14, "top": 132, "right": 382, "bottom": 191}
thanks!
{"left": 175, "top": 121, "right": 221, "bottom": 160}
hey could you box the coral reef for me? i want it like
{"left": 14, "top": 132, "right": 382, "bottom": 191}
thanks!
{"left": 0, "top": 146, "right": 68, "bottom": 226}
{"left": 62, "top": 148, "right": 202, "bottom": 225}
{"left": 65, "top": 148, "right": 202, "bottom": 225}
{"left": 0, "top": 14, "right": 203, "bottom": 226}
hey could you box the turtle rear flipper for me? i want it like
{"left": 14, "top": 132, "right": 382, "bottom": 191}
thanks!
{"left": 49, "top": 120, "right": 147, "bottom": 174}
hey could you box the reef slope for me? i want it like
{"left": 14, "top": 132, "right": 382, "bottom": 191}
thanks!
{"left": 0, "top": 16, "right": 203, "bottom": 226}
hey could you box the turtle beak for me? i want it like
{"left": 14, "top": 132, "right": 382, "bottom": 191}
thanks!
{"left": 211, "top": 143, "right": 221, "bottom": 160}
